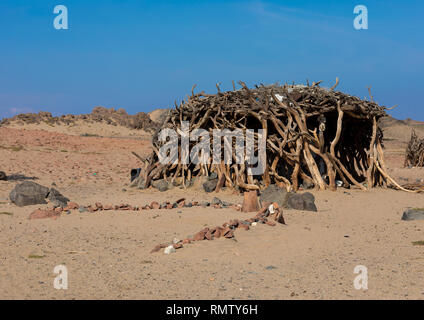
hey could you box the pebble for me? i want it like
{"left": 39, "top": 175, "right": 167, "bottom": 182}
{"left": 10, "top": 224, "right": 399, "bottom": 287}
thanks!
{"left": 164, "top": 245, "right": 176, "bottom": 255}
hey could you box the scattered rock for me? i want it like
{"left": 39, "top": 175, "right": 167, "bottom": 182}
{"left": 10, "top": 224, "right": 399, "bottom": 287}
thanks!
{"left": 285, "top": 192, "right": 317, "bottom": 212}
{"left": 194, "top": 231, "right": 206, "bottom": 241}
{"left": 259, "top": 184, "right": 288, "bottom": 208}
{"left": 47, "top": 188, "right": 70, "bottom": 208}
{"left": 211, "top": 197, "right": 222, "bottom": 205}
{"left": 164, "top": 245, "right": 176, "bottom": 254}
{"left": 300, "top": 192, "right": 317, "bottom": 212}
{"left": 10, "top": 181, "right": 49, "bottom": 207}
{"left": 285, "top": 193, "right": 304, "bottom": 210}
{"left": 65, "top": 202, "right": 79, "bottom": 210}
{"left": 173, "top": 243, "right": 183, "bottom": 249}
{"left": 151, "top": 201, "right": 160, "bottom": 209}
{"left": 152, "top": 179, "right": 171, "bottom": 192}
{"left": 29, "top": 208, "right": 61, "bottom": 220}
{"left": 402, "top": 208, "right": 424, "bottom": 221}
{"left": 203, "top": 179, "right": 217, "bottom": 193}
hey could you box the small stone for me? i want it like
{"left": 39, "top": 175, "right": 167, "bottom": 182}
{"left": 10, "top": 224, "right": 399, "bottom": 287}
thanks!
{"left": 402, "top": 208, "right": 424, "bottom": 221}
{"left": 251, "top": 222, "right": 258, "bottom": 227}
{"left": 0, "top": 171, "right": 7, "bottom": 181}
{"left": 194, "top": 231, "right": 206, "bottom": 241}
{"left": 205, "top": 231, "right": 213, "bottom": 240}
{"left": 164, "top": 245, "right": 176, "bottom": 254}
{"left": 203, "top": 180, "right": 217, "bottom": 193}
{"left": 211, "top": 197, "right": 222, "bottom": 205}
{"left": 65, "top": 202, "right": 79, "bottom": 210}
{"left": 151, "top": 201, "right": 160, "bottom": 209}
{"left": 29, "top": 208, "right": 61, "bottom": 220}
{"left": 78, "top": 206, "right": 88, "bottom": 213}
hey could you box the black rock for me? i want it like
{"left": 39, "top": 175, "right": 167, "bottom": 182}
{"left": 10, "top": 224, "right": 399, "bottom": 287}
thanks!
{"left": 301, "top": 192, "right": 317, "bottom": 212}
{"left": 402, "top": 209, "right": 424, "bottom": 221}
{"left": 0, "top": 171, "right": 6, "bottom": 181}
{"left": 211, "top": 197, "right": 222, "bottom": 205}
{"left": 152, "top": 179, "right": 170, "bottom": 192}
{"left": 285, "top": 192, "right": 317, "bottom": 212}
{"left": 47, "top": 188, "right": 70, "bottom": 208}
{"left": 286, "top": 193, "right": 304, "bottom": 210}
{"left": 203, "top": 179, "right": 217, "bottom": 193}
{"left": 259, "top": 184, "right": 288, "bottom": 208}
{"left": 9, "top": 181, "right": 49, "bottom": 207}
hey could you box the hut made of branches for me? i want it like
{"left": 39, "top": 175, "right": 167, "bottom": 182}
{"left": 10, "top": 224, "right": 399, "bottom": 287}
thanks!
{"left": 136, "top": 81, "right": 402, "bottom": 192}
{"left": 404, "top": 130, "right": 424, "bottom": 167}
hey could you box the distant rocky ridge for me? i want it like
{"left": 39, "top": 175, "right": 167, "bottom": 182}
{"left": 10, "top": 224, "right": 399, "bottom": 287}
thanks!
{"left": 0, "top": 107, "right": 168, "bottom": 133}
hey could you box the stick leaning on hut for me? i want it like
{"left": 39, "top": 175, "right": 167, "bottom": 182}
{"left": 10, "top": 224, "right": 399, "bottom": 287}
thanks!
{"left": 133, "top": 80, "right": 416, "bottom": 193}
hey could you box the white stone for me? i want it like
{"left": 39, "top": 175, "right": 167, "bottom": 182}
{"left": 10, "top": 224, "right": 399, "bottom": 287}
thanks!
{"left": 164, "top": 245, "right": 176, "bottom": 254}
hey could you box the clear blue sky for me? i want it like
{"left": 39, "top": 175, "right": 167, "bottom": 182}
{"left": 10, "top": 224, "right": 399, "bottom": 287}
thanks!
{"left": 1, "top": 0, "right": 423, "bottom": 120}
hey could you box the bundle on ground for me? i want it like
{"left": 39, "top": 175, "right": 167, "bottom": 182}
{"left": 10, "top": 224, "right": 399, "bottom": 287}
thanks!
{"left": 404, "top": 130, "right": 424, "bottom": 167}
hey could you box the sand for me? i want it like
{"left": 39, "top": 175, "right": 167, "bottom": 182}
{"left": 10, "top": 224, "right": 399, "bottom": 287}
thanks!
{"left": 1, "top": 120, "right": 424, "bottom": 300}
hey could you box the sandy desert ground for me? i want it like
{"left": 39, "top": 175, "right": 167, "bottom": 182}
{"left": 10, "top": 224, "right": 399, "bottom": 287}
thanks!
{"left": 1, "top": 117, "right": 424, "bottom": 300}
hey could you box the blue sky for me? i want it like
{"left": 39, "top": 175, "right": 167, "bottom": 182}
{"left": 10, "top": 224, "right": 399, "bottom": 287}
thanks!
{"left": 0, "top": 0, "right": 423, "bottom": 120}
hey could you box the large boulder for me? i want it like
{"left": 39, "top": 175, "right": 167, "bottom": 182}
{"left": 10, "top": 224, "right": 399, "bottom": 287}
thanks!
{"left": 259, "top": 184, "right": 317, "bottom": 212}
{"left": 286, "top": 192, "right": 317, "bottom": 212}
{"left": 259, "top": 184, "right": 288, "bottom": 208}
{"left": 402, "top": 208, "right": 424, "bottom": 221}
{"left": 10, "top": 182, "right": 49, "bottom": 207}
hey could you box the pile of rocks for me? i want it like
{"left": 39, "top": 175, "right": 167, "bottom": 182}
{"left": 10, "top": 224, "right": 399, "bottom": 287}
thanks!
{"left": 151, "top": 202, "right": 285, "bottom": 254}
